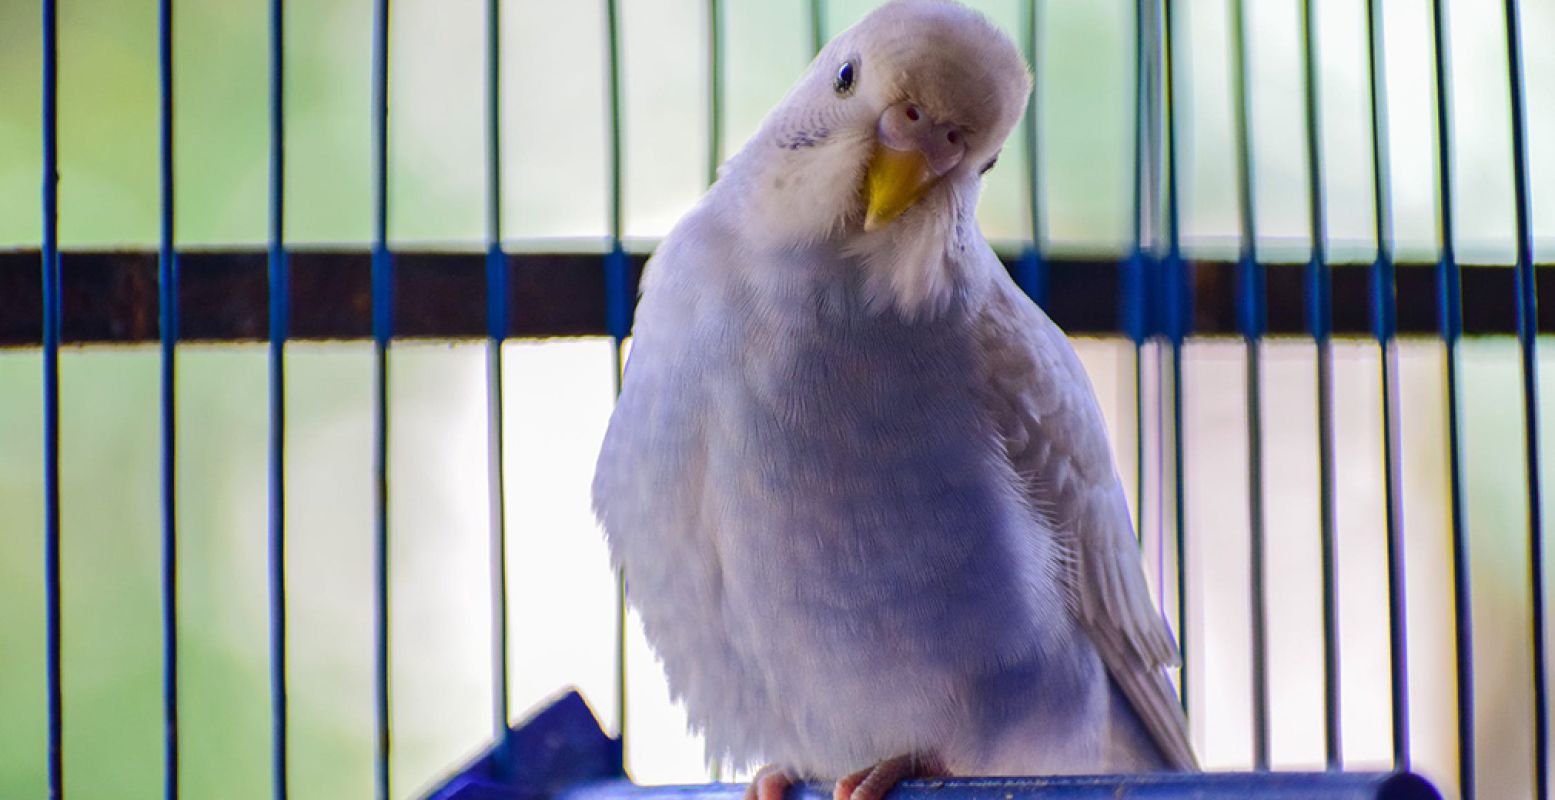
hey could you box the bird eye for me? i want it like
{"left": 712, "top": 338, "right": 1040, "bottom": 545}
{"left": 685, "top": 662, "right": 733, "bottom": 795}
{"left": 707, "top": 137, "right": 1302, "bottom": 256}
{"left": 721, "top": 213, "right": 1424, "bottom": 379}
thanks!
{"left": 834, "top": 61, "right": 857, "bottom": 95}
{"left": 979, "top": 154, "right": 999, "bottom": 175}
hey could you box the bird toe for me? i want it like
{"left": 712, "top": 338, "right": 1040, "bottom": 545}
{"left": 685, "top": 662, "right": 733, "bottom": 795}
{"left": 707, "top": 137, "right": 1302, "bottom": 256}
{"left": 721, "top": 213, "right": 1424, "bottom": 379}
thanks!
{"left": 835, "top": 754, "right": 945, "bottom": 800}
{"left": 747, "top": 763, "right": 796, "bottom": 800}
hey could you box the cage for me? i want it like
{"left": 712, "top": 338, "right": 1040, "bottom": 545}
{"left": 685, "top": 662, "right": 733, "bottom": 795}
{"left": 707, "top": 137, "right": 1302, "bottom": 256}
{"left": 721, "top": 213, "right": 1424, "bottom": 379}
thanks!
{"left": 1, "top": 0, "right": 1552, "bottom": 798}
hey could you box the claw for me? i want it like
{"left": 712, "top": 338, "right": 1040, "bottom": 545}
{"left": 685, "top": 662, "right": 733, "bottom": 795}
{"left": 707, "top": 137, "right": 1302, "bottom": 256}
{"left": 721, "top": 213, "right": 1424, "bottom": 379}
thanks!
{"left": 746, "top": 764, "right": 796, "bottom": 800}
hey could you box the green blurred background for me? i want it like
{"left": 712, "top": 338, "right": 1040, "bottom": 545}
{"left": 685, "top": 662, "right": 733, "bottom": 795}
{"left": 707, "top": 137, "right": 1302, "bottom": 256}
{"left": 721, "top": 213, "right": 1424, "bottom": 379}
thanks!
{"left": 0, "top": 0, "right": 1552, "bottom": 798}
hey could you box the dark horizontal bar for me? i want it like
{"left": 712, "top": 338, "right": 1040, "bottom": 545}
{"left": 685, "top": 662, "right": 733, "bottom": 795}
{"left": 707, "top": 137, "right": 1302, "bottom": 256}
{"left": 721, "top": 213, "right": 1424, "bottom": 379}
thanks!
{"left": 2, "top": 248, "right": 1553, "bottom": 346}
{"left": 547, "top": 774, "right": 1441, "bottom": 800}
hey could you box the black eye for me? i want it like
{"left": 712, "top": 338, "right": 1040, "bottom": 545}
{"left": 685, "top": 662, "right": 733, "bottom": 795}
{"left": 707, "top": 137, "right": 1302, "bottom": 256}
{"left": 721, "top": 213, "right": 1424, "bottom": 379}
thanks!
{"left": 979, "top": 154, "right": 999, "bottom": 175}
{"left": 834, "top": 61, "right": 856, "bottom": 95}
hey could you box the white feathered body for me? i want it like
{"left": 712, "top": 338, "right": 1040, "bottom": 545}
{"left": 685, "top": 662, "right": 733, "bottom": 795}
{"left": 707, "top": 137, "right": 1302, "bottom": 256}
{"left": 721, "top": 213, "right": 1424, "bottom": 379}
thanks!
{"left": 593, "top": 0, "right": 1191, "bottom": 779}
{"left": 594, "top": 199, "right": 1176, "bottom": 778}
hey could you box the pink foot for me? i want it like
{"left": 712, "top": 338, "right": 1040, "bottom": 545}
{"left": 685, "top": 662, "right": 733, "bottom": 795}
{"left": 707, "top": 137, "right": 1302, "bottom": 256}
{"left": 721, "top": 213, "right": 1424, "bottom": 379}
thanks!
{"left": 832, "top": 754, "right": 946, "bottom": 800}
{"left": 745, "top": 764, "right": 796, "bottom": 800}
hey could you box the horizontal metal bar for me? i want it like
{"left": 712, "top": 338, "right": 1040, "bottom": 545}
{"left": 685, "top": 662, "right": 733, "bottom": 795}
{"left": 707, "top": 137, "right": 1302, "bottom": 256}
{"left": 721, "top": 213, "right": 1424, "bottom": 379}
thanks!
{"left": 3, "top": 248, "right": 1553, "bottom": 346}
{"left": 549, "top": 775, "right": 1441, "bottom": 800}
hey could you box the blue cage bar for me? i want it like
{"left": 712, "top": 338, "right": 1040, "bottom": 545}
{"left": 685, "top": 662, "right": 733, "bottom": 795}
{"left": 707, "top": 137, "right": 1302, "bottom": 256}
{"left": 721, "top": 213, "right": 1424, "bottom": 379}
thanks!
{"left": 156, "top": 0, "right": 181, "bottom": 797}
{"left": 1428, "top": 0, "right": 1473, "bottom": 795}
{"left": 485, "top": 0, "right": 514, "bottom": 784}
{"left": 370, "top": 0, "right": 395, "bottom": 796}
{"left": 1503, "top": 0, "right": 1547, "bottom": 796}
{"left": 1225, "top": 0, "right": 1268, "bottom": 772}
{"left": 1157, "top": 0, "right": 1190, "bottom": 719}
{"left": 39, "top": 0, "right": 63, "bottom": 796}
{"left": 266, "top": 0, "right": 290, "bottom": 793}
{"left": 1298, "top": 0, "right": 1344, "bottom": 770}
{"left": 1362, "top": 0, "right": 1410, "bottom": 773}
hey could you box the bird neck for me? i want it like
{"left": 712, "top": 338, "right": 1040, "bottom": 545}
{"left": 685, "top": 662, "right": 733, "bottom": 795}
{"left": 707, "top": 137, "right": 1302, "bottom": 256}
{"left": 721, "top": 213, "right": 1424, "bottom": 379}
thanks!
{"left": 838, "top": 182, "right": 986, "bottom": 321}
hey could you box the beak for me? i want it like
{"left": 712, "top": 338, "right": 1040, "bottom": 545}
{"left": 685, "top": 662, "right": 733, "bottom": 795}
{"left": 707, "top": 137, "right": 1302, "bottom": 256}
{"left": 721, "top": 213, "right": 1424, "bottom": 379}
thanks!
{"left": 863, "top": 144, "right": 939, "bottom": 232}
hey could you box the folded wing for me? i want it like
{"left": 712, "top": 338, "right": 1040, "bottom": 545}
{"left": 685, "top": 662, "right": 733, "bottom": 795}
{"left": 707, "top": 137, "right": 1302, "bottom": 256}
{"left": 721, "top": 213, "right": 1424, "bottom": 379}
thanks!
{"left": 976, "top": 277, "right": 1198, "bottom": 771}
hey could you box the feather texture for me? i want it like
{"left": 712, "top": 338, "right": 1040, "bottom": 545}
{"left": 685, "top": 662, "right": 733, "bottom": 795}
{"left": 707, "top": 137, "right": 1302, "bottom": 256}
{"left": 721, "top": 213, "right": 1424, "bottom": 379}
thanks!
{"left": 975, "top": 279, "right": 1197, "bottom": 771}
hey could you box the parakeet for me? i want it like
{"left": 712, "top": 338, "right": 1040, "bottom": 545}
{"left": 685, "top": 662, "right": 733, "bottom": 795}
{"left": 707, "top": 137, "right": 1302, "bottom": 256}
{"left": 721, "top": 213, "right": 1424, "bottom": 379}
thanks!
{"left": 591, "top": 1, "right": 1197, "bottom": 798}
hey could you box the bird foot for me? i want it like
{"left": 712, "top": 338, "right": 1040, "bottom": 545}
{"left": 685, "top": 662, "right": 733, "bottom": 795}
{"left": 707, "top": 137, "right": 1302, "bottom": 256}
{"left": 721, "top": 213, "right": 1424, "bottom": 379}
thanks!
{"left": 832, "top": 754, "right": 946, "bottom": 800}
{"left": 745, "top": 764, "right": 797, "bottom": 800}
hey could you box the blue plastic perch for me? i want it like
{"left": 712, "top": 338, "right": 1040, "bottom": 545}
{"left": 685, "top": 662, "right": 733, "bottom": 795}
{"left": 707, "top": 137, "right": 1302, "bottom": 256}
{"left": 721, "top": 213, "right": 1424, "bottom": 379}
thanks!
{"left": 426, "top": 691, "right": 1441, "bottom": 800}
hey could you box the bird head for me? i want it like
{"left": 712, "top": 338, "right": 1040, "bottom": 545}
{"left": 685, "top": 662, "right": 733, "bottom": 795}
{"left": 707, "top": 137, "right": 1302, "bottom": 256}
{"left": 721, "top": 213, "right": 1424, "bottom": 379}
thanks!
{"left": 724, "top": 0, "right": 1030, "bottom": 248}
{"left": 836, "top": 0, "right": 1031, "bottom": 233}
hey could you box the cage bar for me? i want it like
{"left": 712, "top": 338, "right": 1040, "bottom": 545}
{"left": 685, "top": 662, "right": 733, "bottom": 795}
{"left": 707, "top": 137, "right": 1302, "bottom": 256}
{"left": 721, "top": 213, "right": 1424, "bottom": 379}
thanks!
{"left": 1361, "top": 0, "right": 1410, "bottom": 771}
{"left": 1125, "top": 0, "right": 1150, "bottom": 545}
{"left": 602, "top": 0, "right": 630, "bottom": 756}
{"left": 809, "top": 0, "right": 826, "bottom": 57}
{"left": 370, "top": 0, "right": 394, "bottom": 795}
{"left": 157, "top": 0, "right": 182, "bottom": 795}
{"left": 40, "top": 0, "right": 63, "bottom": 796}
{"left": 7, "top": 251, "right": 1555, "bottom": 346}
{"left": 1015, "top": 0, "right": 1045, "bottom": 308}
{"left": 1227, "top": 0, "right": 1269, "bottom": 771}
{"left": 1427, "top": 0, "right": 1473, "bottom": 794}
{"left": 707, "top": 0, "right": 724, "bottom": 187}
{"left": 484, "top": 0, "right": 512, "bottom": 777}
{"left": 1503, "top": 0, "right": 1547, "bottom": 797}
{"left": 1298, "top": 0, "right": 1342, "bottom": 769}
{"left": 266, "top": 0, "right": 290, "bottom": 795}
{"left": 603, "top": 0, "right": 629, "bottom": 348}
{"left": 1158, "top": 0, "right": 1189, "bottom": 716}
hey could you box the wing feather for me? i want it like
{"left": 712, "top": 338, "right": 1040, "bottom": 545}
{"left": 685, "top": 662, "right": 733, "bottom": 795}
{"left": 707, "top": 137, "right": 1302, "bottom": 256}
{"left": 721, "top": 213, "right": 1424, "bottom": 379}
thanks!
{"left": 976, "top": 277, "right": 1198, "bottom": 771}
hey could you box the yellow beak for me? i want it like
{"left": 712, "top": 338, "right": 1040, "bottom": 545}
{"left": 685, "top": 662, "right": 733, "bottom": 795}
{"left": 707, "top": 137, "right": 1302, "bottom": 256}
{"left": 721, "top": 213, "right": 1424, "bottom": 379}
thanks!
{"left": 863, "top": 145, "right": 939, "bottom": 232}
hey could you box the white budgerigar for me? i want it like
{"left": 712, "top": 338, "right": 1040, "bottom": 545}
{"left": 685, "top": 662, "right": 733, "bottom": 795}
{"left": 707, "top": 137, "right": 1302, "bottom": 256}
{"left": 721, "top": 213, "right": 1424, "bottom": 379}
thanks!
{"left": 592, "top": 1, "right": 1196, "bottom": 798}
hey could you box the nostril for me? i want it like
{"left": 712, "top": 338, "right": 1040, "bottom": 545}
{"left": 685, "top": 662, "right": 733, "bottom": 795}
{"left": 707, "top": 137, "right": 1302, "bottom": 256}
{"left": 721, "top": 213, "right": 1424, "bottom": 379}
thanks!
{"left": 946, "top": 129, "right": 960, "bottom": 145}
{"left": 905, "top": 105, "right": 920, "bottom": 122}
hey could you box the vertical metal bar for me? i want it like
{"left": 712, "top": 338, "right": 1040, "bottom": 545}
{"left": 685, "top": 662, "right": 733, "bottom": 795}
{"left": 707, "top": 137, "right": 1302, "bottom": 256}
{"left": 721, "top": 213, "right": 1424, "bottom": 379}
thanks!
{"left": 1126, "top": 0, "right": 1151, "bottom": 544}
{"left": 1504, "top": 1, "right": 1547, "bottom": 796}
{"left": 1138, "top": 0, "right": 1168, "bottom": 601}
{"left": 484, "top": 0, "right": 511, "bottom": 775}
{"left": 1428, "top": 0, "right": 1473, "bottom": 794}
{"left": 1299, "top": 0, "right": 1342, "bottom": 769}
{"left": 1144, "top": 0, "right": 1164, "bottom": 609}
{"left": 604, "top": 0, "right": 623, "bottom": 254}
{"left": 1154, "top": 345, "right": 1168, "bottom": 611}
{"left": 157, "top": 0, "right": 181, "bottom": 795}
{"left": 1159, "top": 0, "right": 1189, "bottom": 716}
{"left": 1016, "top": 0, "right": 1046, "bottom": 308}
{"left": 40, "top": 0, "right": 63, "bottom": 795}
{"left": 267, "top": 0, "right": 289, "bottom": 795}
{"left": 602, "top": 0, "right": 629, "bottom": 754}
{"left": 706, "top": 0, "right": 723, "bottom": 187}
{"left": 370, "top": 0, "right": 393, "bottom": 795}
{"left": 1363, "top": 0, "right": 1410, "bottom": 771}
{"left": 1228, "top": 0, "right": 1269, "bottom": 771}
{"left": 1131, "top": 346, "right": 1146, "bottom": 545}
{"left": 808, "top": 0, "right": 826, "bottom": 56}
